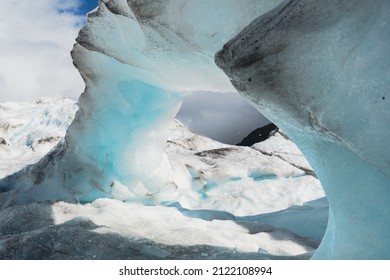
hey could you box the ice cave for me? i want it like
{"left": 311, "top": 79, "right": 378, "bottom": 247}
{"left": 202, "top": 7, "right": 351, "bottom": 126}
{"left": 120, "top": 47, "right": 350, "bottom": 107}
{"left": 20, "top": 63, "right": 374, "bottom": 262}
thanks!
{"left": 0, "top": 0, "right": 389, "bottom": 259}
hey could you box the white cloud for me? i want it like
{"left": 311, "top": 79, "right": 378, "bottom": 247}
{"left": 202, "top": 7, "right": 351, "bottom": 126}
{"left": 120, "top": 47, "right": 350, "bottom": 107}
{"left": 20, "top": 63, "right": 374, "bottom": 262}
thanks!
{"left": 0, "top": 0, "right": 85, "bottom": 102}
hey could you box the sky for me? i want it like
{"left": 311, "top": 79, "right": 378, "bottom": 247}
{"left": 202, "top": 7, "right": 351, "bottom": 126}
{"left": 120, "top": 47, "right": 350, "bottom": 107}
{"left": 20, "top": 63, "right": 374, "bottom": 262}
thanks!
{"left": 177, "top": 92, "right": 270, "bottom": 144}
{"left": 76, "top": 0, "right": 100, "bottom": 15}
{"left": 0, "top": 0, "right": 269, "bottom": 144}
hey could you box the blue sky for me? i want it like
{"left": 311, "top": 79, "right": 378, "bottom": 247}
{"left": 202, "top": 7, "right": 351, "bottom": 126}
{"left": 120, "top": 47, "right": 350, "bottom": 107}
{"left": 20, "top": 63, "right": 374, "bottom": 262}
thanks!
{"left": 76, "top": 0, "right": 99, "bottom": 15}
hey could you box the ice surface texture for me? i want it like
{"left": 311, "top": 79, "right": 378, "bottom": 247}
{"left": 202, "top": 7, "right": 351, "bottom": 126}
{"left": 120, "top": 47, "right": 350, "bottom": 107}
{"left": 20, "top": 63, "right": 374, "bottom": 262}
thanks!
{"left": 216, "top": 0, "right": 390, "bottom": 259}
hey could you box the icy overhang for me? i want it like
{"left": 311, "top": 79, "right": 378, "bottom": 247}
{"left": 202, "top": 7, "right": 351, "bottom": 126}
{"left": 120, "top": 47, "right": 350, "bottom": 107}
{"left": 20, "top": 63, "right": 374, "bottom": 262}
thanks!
{"left": 216, "top": 0, "right": 390, "bottom": 259}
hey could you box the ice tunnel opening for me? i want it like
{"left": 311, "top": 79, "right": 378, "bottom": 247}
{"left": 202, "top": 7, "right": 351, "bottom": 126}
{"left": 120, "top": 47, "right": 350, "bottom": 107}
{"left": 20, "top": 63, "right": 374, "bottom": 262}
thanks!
{"left": 175, "top": 91, "right": 272, "bottom": 145}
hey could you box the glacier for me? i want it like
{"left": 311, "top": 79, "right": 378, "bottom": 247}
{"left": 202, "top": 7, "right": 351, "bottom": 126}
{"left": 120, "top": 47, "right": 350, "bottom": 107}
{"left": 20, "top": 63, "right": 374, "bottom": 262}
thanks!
{"left": 0, "top": 98, "right": 325, "bottom": 259}
{"left": 215, "top": 0, "right": 390, "bottom": 259}
{"left": 0, "top": 0, "right": 387, "bottom": 259}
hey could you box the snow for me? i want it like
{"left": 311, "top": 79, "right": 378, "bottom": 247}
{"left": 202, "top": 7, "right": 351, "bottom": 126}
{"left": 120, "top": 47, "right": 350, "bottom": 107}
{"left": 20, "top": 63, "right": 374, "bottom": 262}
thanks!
{"left": 216, "top": 0, "right": 390, "bottom": 259}
{"left": 0, "top": 200, "right": 315, "bottom": 260}
{"left": 252, "top": 132, "right": 316, "bottom": 177}
{"left": 0, "top": 97, "right": 77, "bottom": 178}
{"left": 51, "top": 199, "right": 314, "bottom": 256}
{"left": 167, "top": 134, "right": 324, "bottom": 215}
{"left": 0, "top": 98, "right": 325, "bottom": 258}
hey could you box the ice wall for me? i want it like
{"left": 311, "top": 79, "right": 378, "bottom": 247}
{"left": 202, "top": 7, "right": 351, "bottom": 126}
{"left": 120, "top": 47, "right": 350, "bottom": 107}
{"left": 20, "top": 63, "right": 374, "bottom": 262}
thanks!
{"left": 0, "top": 0, "right": 283, "bottom": 206}
{"left": 215, "top": 0, "right": 390, "bottom": 259}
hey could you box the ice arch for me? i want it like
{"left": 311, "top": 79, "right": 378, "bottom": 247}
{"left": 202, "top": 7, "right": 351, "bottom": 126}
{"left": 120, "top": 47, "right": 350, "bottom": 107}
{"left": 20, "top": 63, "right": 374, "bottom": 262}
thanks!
{"left": 66, "top": 0, "right": 285, "bottom": 201}
{"left": 2, "top": 0, "right": 387, "bottom": 260}
{"left": 0, "top": 0, "right": 283, "bottom": 205}
{"left": 215, "top": 0, "right": 390, "bottom": 259}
